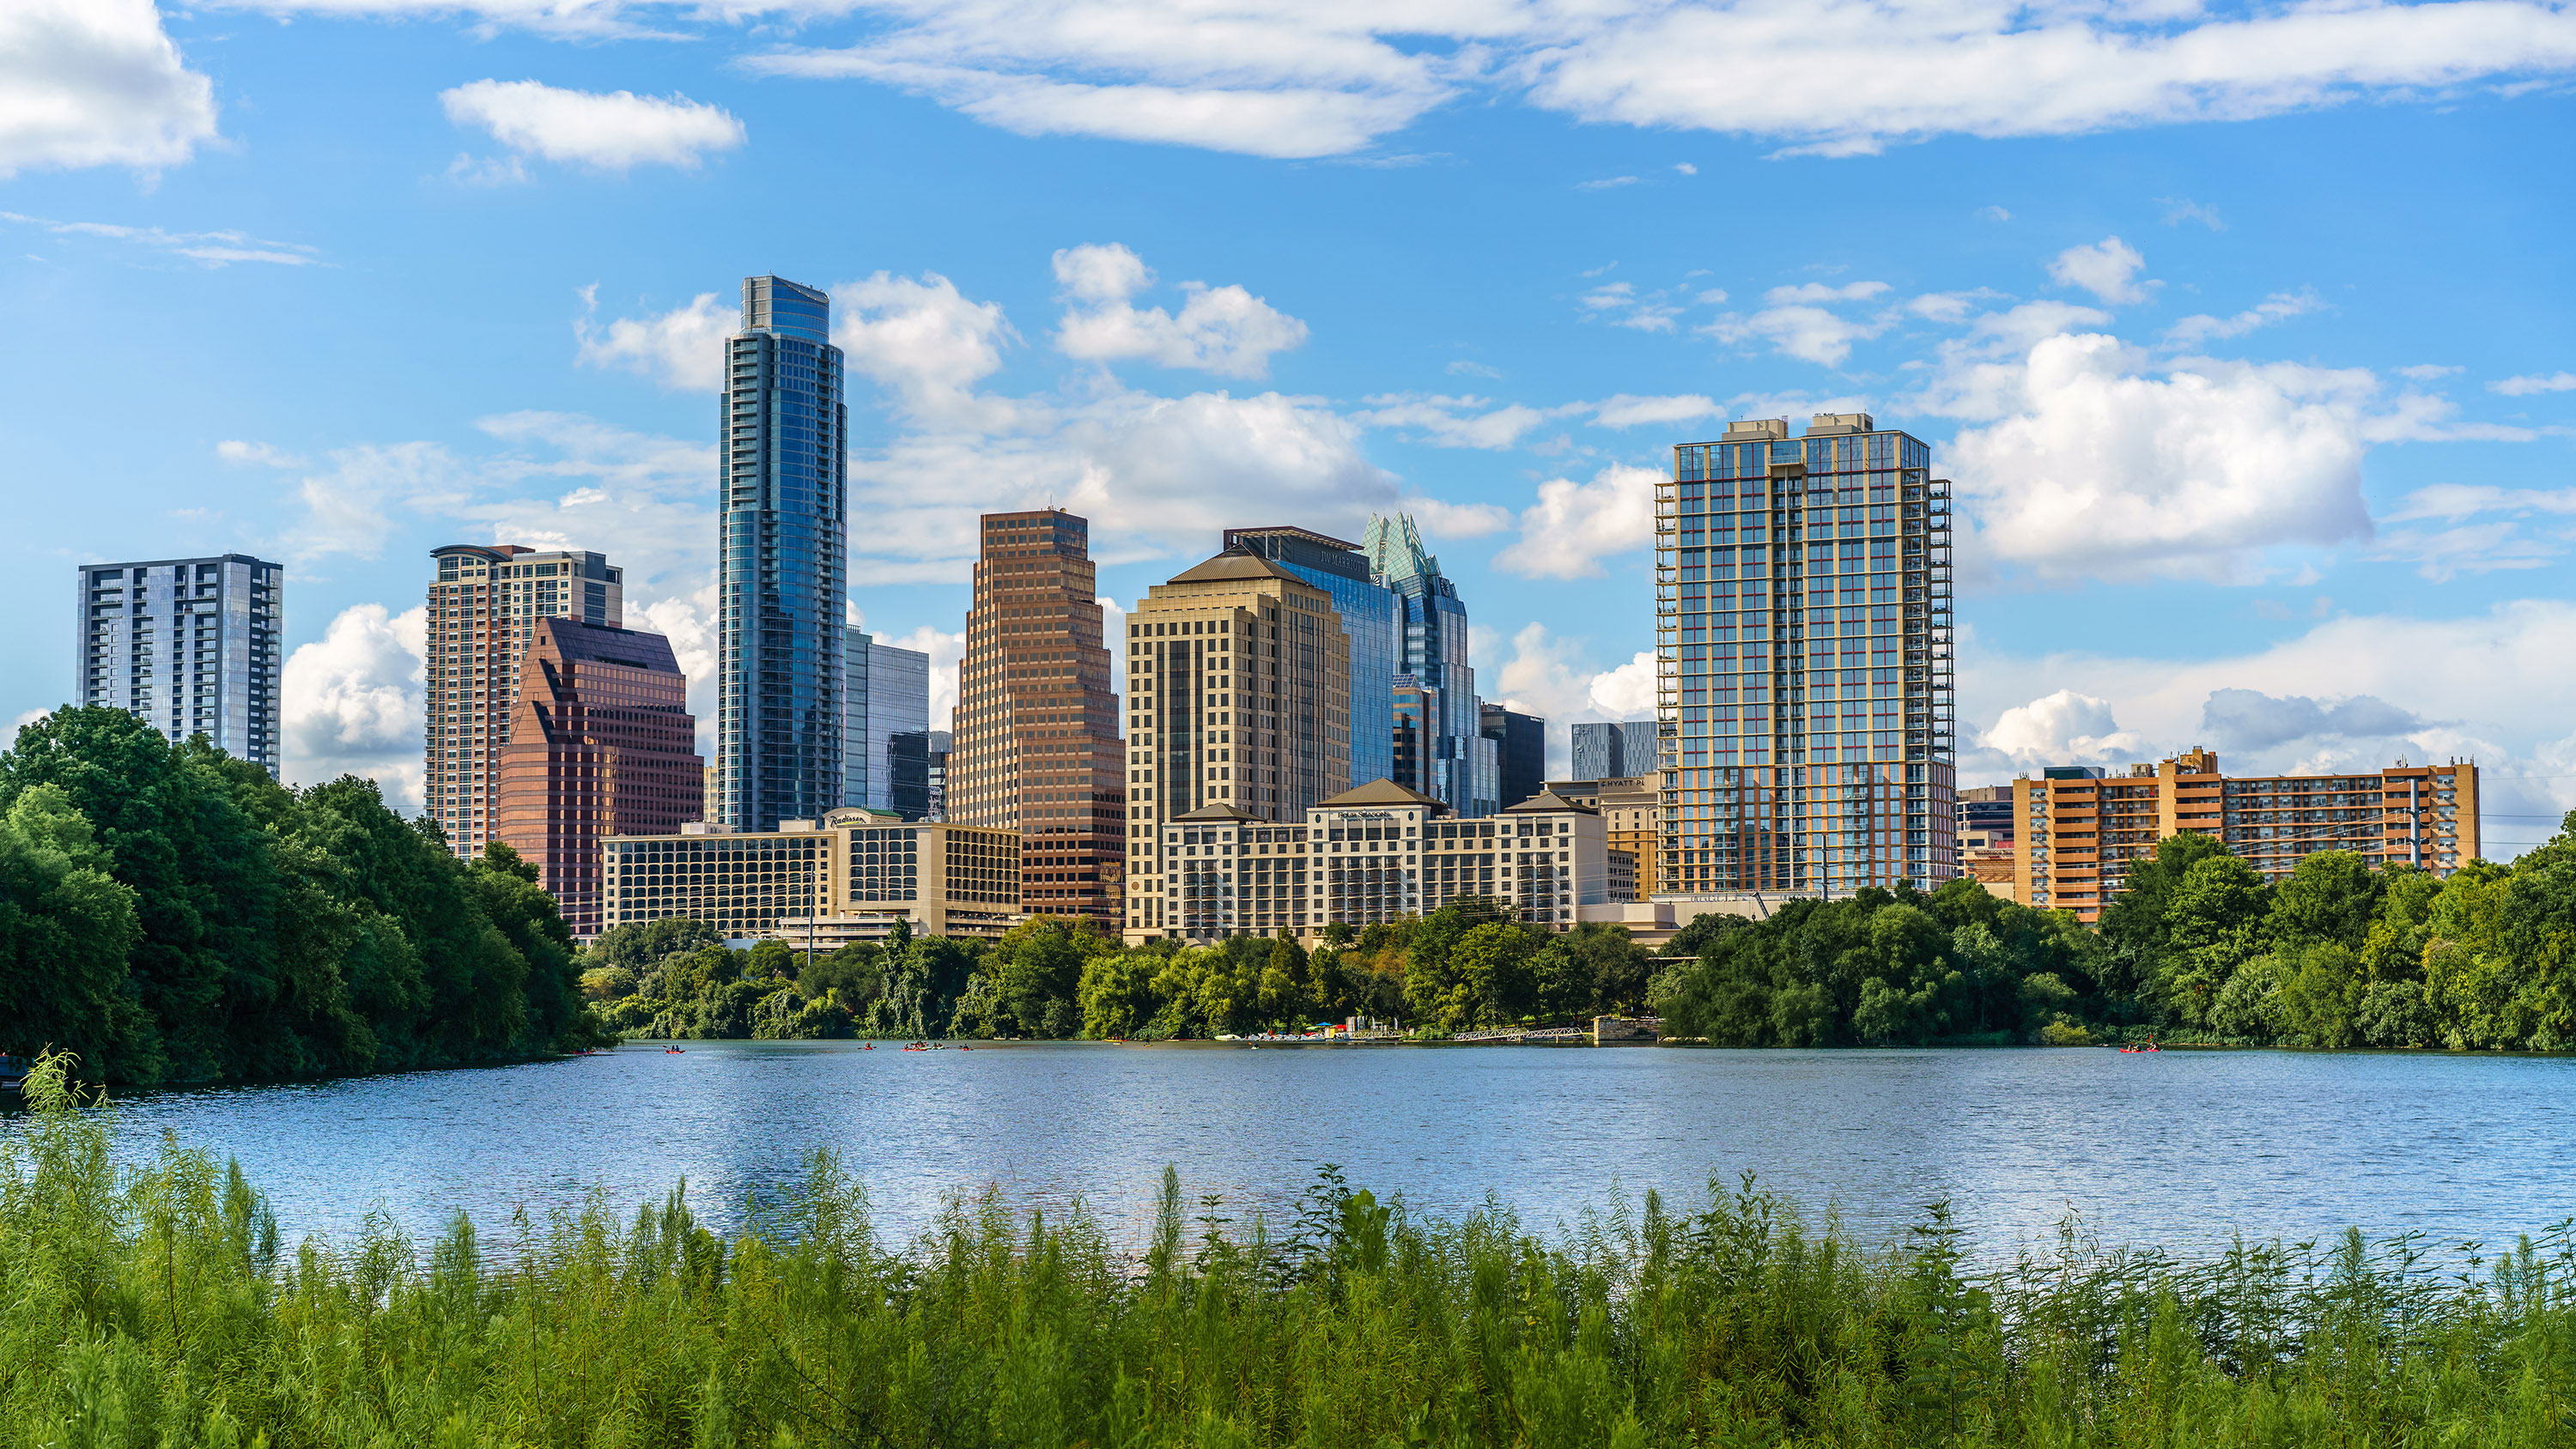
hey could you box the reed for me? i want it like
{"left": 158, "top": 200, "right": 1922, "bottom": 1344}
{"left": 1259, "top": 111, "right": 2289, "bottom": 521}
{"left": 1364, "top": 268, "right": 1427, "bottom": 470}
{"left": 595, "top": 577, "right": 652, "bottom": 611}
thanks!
{"left": 5, "top": 1051, "right": 2572, "bottom": 1448}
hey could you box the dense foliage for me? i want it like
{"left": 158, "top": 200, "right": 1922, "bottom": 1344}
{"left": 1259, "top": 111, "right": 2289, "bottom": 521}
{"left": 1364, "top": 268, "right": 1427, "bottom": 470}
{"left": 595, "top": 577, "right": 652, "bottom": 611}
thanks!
{"left": 9, "top": 1052, "right": 2576, "bottom": 1447}
{"left": 1656, "top": 816, "right": 2576, "bottom": 1049}
{"left": 0, "top": 707, "right": 606, "bottom": 1083}
{"left": 580, "top": 902, "right": 1659, "bottom": 1040}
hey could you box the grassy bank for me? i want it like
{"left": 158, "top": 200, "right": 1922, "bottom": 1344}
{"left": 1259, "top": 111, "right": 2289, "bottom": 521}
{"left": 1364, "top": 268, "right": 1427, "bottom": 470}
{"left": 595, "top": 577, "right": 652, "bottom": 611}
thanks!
{"left": 5, "top": 1056, "right": 2573, "bottom": 1447}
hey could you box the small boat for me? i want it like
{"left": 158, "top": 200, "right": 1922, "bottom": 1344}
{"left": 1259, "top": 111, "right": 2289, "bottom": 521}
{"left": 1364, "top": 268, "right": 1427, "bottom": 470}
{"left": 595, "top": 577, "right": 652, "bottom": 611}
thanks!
{"left": 665, "top": 1046, "right": 685, "bottom": 1054}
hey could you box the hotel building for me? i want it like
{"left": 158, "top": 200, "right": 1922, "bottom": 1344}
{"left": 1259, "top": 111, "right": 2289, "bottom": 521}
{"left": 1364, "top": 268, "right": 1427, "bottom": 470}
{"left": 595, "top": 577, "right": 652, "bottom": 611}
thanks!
{"left": 75, "top": 554, "right": 282, "bottom": 774}
{"left": 492, "top": 618, "right": 701, "bottom": 937}
{"left": 946, "top": 508, "right": 1127, "bottom": 925}
{"left": 1157, "top": 779, "right": 1615, "bottom": 943}
{"left": 1658, "top": 415, "right": 1958, "bottom": 895}
{"left": 425, "top": 545, "right": 623, "bottom": 854}
{"left": 2013, "top": 749, "right": 2480, "bottom": 922}
{"left": 602, "top": 810, "right": 1023, "bottom": 943}
{"left": 1123, "top": 549, "right": 1351, "bottom": 942}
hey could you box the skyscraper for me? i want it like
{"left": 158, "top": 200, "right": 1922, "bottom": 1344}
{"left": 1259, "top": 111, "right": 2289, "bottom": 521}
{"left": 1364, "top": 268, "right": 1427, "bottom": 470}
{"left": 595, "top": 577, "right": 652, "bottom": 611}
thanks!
{"left": 426, "top": 544, "right": 623, "bottom": 855}
{"left": 1480, "top": 702, "right": 1545, "bottom": 810}
{"left": 1363, "top": 512, "right": 1496, "bottom": 815}
{"left": 949, "top": 509, "right": 1126, "bottom": 924}
{"left": 1658, "top": 415, "right": 1957, "bottom": 894}
{"left": 76, "top": 555, "right": 282, "bottom": 775}
{"left": 1224, "top": 525, "right": 1398, "bottom": 792}
{"left": 1571, "top": 720, "right": 1659, "bottom": 781}
{"left": 1123, "top": 549, "right": 1350, "bottom": 942}
{"left": 716, "top": 276, "right": 847, "bottom": 832}
{"left": 841, "top": 628, "right": 929, "bottom": 815}
{"left": 493, "top": 618, "right": 702, "bottom": 937}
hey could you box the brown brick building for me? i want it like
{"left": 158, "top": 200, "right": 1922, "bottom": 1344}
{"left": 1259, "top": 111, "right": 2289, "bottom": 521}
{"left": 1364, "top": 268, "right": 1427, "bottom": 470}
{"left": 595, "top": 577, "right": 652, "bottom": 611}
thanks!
{"left": 945, "top": 509, "right": 1126, "bottom": 925}
{"left": 494, "top": 619, "right": 702, "bottom": 937}
{"left": 2011, "top": 748, "right": 2478, "bottom": 923}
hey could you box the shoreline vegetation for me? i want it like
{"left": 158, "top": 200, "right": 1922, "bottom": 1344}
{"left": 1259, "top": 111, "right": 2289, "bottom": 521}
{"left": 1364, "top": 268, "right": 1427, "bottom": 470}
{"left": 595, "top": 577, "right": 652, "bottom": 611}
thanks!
{"left": 584, "top": 814, "right": 2576, "bottom": 1054}
{"left": 7, "top": 1054, "right": 2576, "bottom": 1447}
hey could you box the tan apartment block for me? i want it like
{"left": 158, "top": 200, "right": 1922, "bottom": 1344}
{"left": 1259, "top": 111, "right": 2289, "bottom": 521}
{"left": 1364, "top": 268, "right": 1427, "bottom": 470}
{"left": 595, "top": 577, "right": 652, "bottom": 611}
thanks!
{"left": 1546, "top": 773, "right": 1662, "bottom": 899}
{"left": 2013, "top": 748, "right": 2479, "bottom": 922}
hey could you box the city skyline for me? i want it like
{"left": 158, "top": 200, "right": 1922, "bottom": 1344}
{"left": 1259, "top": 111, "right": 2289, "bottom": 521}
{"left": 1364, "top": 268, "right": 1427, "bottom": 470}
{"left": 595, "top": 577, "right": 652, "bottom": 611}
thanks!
{"left": 5, "top": 2, "right": 2571, "bottom": 864}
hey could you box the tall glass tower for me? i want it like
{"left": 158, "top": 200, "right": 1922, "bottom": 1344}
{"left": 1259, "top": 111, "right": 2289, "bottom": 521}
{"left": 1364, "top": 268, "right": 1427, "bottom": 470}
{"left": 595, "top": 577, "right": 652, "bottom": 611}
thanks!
{"left": 1656, "top": 415, "right": 1957, "bottom": 895}
{"left": 1364, "top": 512, "right": 1497, "bottom": 815}
{"left": 716, "top": 276, "right": 847, "bottom": 831}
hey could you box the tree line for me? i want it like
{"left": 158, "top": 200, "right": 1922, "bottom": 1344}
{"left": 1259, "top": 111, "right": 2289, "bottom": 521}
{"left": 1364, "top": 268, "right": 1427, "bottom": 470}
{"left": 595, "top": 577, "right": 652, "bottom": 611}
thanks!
{"left": 0, "top": 708, "right": 605, "bottom": 1083}
{"left": 579, "top": 898, "right": 1660, "bottom": 1041}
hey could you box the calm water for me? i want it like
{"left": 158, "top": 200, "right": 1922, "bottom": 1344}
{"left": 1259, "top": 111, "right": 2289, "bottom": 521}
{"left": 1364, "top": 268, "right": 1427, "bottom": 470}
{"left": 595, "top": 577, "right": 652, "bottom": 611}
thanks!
{"left": 24, "top": 1042, "right": 2576, "bottom": 1258}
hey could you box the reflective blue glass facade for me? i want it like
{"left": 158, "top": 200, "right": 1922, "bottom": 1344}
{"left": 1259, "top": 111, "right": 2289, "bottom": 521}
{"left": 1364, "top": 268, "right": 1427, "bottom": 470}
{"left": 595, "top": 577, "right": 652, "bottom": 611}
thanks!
{"left": 1366, "top": 513, "right": 1496, "bottom": 815}
{"left": 1656, "top": 416, "right": 1957, "bottom": 894}
{"left": 717, "top": 276, "right": 847, "bottom": 831}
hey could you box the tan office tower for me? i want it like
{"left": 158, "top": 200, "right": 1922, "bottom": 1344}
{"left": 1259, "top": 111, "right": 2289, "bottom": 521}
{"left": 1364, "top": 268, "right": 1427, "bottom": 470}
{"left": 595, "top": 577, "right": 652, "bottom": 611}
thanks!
{"left": 947, "top": 509, "right": 1126, "bottom": 925}
{"left": 1123, "top": 549, "right": 1351, "bottom": 943}
{"left": 425, "top": 544, "right": 624, "bottom": 857}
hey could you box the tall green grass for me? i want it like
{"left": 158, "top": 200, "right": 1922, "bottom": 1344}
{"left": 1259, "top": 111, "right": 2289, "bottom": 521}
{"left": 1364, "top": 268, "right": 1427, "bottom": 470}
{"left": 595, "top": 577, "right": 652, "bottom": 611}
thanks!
{"left": 5, "top": 1049, "right": 2573, "bottom": 1447}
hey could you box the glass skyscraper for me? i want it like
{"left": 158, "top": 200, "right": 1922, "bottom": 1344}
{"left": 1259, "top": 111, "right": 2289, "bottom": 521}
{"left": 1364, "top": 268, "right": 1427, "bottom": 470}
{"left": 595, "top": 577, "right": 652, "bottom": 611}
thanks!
{"left": 1657, "top": 415, "right": 1957, "bottom": 894}
{"left": 842, "top": 627, "right": 930, "bottom": 817}
{"left": 1364, "top": 513, "right": 1496, "bottom": 815}
{"left": 717, "top": 276, "right": 846, "bottom": 831}
{"left": 1224, "top": 525, "right": 1397, "bottom": 791}
{"left": 76, "top": 554, "right": 282, "bottom": 775}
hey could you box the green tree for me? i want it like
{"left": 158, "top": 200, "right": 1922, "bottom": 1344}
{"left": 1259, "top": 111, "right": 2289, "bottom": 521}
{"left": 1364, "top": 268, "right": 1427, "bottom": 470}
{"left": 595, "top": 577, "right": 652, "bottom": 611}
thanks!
{"left": 0, "top": 785, "right": 150, "bottom": 1078}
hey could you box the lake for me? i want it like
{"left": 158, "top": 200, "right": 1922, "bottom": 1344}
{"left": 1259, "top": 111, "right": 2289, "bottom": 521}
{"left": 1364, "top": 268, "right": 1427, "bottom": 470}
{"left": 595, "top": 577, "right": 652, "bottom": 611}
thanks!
{"left": 24, "top": 1041, "right": 2576, "bottom": 1260}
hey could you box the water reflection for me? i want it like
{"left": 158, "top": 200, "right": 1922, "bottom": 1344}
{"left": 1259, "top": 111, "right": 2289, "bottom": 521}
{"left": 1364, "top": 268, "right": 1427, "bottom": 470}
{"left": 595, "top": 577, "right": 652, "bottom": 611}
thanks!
{"left": 24, "top": 1042, "right": 2574, "bottom": 1259}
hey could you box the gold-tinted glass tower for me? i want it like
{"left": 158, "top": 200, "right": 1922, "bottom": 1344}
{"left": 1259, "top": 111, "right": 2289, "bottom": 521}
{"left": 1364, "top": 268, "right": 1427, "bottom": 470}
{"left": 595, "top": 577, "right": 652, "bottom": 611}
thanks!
{"left": 947, "top": 510, "right": 1125, "bottom": 925}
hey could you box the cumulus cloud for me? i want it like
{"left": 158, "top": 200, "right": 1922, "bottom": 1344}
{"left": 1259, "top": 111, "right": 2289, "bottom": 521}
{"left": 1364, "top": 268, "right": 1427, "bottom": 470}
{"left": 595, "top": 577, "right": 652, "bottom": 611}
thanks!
{"left": 1577, "top": 281, "right": 1690, "bottom": 333}
{"left": 2047, "top": 237, "right": 2152, "bottom": 304}
{"left": 1591, "top": 393, "right": 1721, "bottom": 429}
{"left": 835, "top": 270, "right": 1020, "bottom": 423}
{"left": 1350, "top": 394, "right": 1562, "bottom": 451}
{"left": 1981, "top": 688, "right": 2149, "bottom": 769}
{"left": 217, "top": 440, "right": 304, "bottom": 468}
{"left": 283, "top": 603, "right": 427, "bottom": 807}
{"left": 2200, "top": 688, "right": 2425, "bottom": 751}
{"left": 1051, "top": 243, "right": 1308, "bottom": 379}
{"left": 1936, "top": 331, "right": 2383, "bottom": 581}
{"left": 1494, "top": 464, "right": 1661, "bottom": 579}
{"left": 574, "top": 287, "right": 732, "bottom": 391}
{"left": 2491, "top": 372, "right": 2576, "bottom": 396}
{"left": 1705, "top": 281, "right": 1895, "bottom": 367}
{"left": 1489, "top": 622, "right": 1659, "bottom": 776}
{"left": 440, "top": 80, "right": 745, "bottom": 172}
{"left": 2164, "top": 290, "right": 2323, "bottom": 344}
{"left": 0, "top": 0, "right": 217, "bottom": 179}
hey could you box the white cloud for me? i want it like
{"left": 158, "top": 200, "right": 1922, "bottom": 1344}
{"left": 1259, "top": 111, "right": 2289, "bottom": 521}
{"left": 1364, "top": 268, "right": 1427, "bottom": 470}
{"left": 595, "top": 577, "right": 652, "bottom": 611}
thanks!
{"left": 2047, "top": 236, "right": 2152, "bottom": 304}
{"left": 2491, "top": 372, "right": 2576, "bottom": 396}
{"left": 439, "top": 80, "right": 745, "bottom": 172}
{"left": 1, "top": 211, "right": 319, "bottom": 267}
{"left": 1590, "top": 393, "right": 1720, "bottom": 429}
{"left": 1673, "top": 162, "right": 1697, "bottom": 175}
{"left": 1446, "top": 360, "right": 1504, "bottom": 379}
{"left": 2397, "top": 364, "right": 2464, "bottom": 382}
{"left": 1495, "top": 464, "right": 1661, "bottom": 579}
{"left": 1350, "top": 394, "right": 1561, "bottom": 451}
{"left": 0, "top": 0, "right": 217, "bottom": 179}
{"left": 2164, "top": 290, "right": 2322, "bottom": 344}
{"left": 1705, "top": 282, "right": 1896, "bottom": 367}
{"left": 2371, "top": 483, "right": 2576, "bottom": 579}
{"left": 1577, "top": 175, "right": 1640, "bottom": 191}
{"left": 1489, "top": 622, "right": 1659, "bottom": 775}
{"left": 1940, "top": 332, "right": 2380, "bottom": 582}
{"left": 1052, "top": 243, "right": 1308, "bottom": 379}
{"left": 574, "top": 288, "right": 732, "bottom": 391}
{"left": 1577, "top": 281, "right": 1685, "bottom": 333}
{"left": 2160, "top": 197, "right": 2225, "bottom": 229}
{"left": 836, "top": 270, "right": 1021, "bottom": 423}
{"left": 216, "top": 440, "right": 304, "bottom": 468}
{"left": 283, "top": 603, "right": 428, "bottom": 808}
{"left": 1976, "top": 205, "right": 2012, "bottom": 222}
{"left": 1981, "top": 689, "right": 2149, "bottom": 770}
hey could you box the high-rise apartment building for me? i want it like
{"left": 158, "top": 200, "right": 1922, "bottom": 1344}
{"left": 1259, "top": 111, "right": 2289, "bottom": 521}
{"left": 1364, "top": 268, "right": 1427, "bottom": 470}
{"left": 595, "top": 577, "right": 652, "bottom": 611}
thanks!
{"left": 493, "top": 619, "right": 702, "bottom": 937}
{"left": 1481, "top": 703, "right": 1545, "bottom": 810}
{"left": 841, "top": 628, "right": 929, "bottom": 816}
{"left": 76, "top": 555, "right": 282, "bottom": 774}
{"left": 1546, "top": 773, "right": 1662, "bottom": 899}
{"left": 949, "top": 509, "right": 1126, "bottom": 924}
{"left": 925, "top": 729, "right": 951, "bottom": 821}
{"left": 426, "top": 545, "right": 623, "bottom": 855}
{"left": 1225, "top": 525, "right": 1399, "bottom": 793}
{"left": 1658, "top": 415, "right": 1957, "bottom": 894}
{"left": 1571, "top": 721, "right": 1659, "bottom": 782}
{"left": 1363, "top": 513, "right": 1496, "bottom": 815}
{"left": 716, "top": 276, "right": 847, "bottom": 832}
{"left": 2011, "top": 749, "right": 2480, "bottom": 922}
{"left": 1124, "top": 549, "right": 1351, "bottom": 942}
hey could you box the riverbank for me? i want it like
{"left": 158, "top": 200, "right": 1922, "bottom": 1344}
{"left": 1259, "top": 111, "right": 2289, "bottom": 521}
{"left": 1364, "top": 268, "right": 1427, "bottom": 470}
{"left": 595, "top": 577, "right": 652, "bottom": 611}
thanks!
{"left": 5, "top": 1055, "right": 2572, "bottom": 1448}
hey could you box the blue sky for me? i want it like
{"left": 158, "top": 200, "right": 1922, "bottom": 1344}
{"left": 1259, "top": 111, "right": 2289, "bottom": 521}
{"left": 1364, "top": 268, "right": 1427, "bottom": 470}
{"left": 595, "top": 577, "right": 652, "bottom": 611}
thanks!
{"left": 5, "top": 0, "right": 2573, "bottom": 853}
